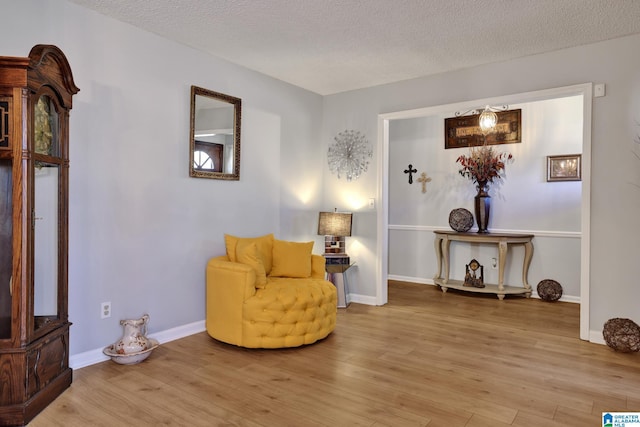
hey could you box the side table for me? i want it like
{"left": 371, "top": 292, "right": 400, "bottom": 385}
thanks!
{"left": 325, "top": 263, "right": 353, "bottom": 308}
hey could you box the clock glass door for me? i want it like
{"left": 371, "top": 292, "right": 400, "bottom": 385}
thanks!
{"left": 33, "top": 163, "right": 59, "bottom": 330}
{"left": 33, "top": 93, "right": 62, "bottom": 331}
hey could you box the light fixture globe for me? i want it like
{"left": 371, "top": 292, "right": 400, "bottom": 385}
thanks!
{"left": 478, "top": 105, "right": 498, "bottom": 134}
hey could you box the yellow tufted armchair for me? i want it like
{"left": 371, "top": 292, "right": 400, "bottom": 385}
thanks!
{"left": 206, "top": 234, "right": 337, "bottom": 348}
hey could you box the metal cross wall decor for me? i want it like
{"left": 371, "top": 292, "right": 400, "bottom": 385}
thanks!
{"left": 404, "top": 164, "right": 417, "bottom": 184}
{"left": 417, "top": 172, "right": 432, "bottom": 193}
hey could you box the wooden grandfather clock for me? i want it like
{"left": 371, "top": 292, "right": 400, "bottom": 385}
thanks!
{"left": 0, "top": 45, "right": 79, "bottom": 426}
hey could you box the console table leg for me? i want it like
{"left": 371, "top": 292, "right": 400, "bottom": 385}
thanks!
{"left": 442, "top": 238, "right": 451, "bottom": 284}
{"left": 522, "top": 242, "right": 534, "bottom": 291}
{"left": 433, "top": 236, "right": 443, "bottom": 280}
{"left": 497, "top": 241, "right": 507, "bottom": 292}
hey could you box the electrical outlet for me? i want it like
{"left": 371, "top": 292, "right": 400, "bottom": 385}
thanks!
{"left": 101, "top": 301, "right": 111, "bottom": 319}
{"left": 491, "top": 258, "right": 497, "bottom": 269}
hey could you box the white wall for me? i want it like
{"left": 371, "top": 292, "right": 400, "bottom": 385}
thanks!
{"left": 3, "top": 1, "right": 640, "bottom": 354}
{"left": 323, "top": 34, "right": 640, "bottom": 337}
{"left": 388, "top": 96, "right": 583, "bottom": 298}
{"left": 1, "top": 0, "right": 324, "bottom": 356}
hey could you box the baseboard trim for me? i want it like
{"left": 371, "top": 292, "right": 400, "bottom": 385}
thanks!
{"left": 388, "top": 275, "right": 436, "bottom": 285}
{"left": 589, "top": 329, "right": 605, "bottom": 345}
{"left": 346, "top": 293, "right": 378, "bottom": 306}
{"left": 69, "top": 320, "right": 206, "bottom": 370}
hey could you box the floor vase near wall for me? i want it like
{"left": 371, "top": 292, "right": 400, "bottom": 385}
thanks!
{"left": 475, "top": 181, "right": 490, "bottom": 233}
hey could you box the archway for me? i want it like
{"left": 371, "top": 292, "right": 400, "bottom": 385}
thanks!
{"left": 376, "top": 84, "right": 593, "bottom": 340}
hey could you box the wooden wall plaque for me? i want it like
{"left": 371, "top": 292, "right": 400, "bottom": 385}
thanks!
{"left": 445, "top": 109, "right": 521, "bottom": 149}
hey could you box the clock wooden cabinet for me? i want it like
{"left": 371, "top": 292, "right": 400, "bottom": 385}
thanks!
{"left": 0, "top": 45, "right": 79, "bottom": 426}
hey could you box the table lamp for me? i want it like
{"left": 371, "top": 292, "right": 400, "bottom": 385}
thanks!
{"left": 318, "top": 210, "right": 353, "bottom": 307}
{"left": 317, "top": 210, "right": 352, "bottom": 258}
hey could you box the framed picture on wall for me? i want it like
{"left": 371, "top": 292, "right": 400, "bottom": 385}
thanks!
{"left": 547, "top": 154, "right": 581, "bottom": 181}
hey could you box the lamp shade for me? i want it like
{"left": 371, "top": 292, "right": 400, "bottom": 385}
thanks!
{"left": 318, "top": 212, "right": 352, "bottom": 236}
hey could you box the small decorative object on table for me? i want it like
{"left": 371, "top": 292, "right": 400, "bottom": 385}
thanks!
{"left": 456, "top": 144, "right": 513, "bottom": 233}
{"left": 103, "top": 314, "right": 159, "bottom": 365}
{"left": 603, "top": 318, "right": 640, "bottom": 353}
{"left": 449, "top": 208, "right": 474, "bottom": 232}
{"left": 463, "top": 259, "right": 484, "bottom": 288}
{"left": 536, "top": 279, "right": 563, "bottom": 302}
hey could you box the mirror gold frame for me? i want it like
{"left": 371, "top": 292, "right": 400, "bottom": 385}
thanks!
{"left": 189, "top": 85, "right": 241, "bottom": 180}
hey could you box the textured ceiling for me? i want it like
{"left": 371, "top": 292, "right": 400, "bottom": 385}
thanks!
{"left": 68, "top": 0, "right": 640, "bottom": 95}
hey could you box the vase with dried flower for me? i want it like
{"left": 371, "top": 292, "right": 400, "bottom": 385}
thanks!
{"left": 456, "top": 144, "right": 513, "bottom": 233}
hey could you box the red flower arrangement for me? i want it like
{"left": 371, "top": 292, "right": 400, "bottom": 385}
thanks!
{"left": 456, "top": 144, "right": 513, "bottom": 186}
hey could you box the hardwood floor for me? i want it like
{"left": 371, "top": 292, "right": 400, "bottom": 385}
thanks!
{"left": 29, "top": 281, "right": 639, "bottom": 426}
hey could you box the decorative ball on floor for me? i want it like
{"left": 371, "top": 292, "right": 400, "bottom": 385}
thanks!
{"left": 536, "top": 279, "right": 563, "bottom": 302}
{"left": 449, "top": 208, "right": 474, "bottom": 232}
{"left": 603, "top": 318, "right": 640, "bottom": 353}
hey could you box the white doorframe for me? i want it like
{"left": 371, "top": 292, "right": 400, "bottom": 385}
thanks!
{"left": 376, "top": 83, "right": 593, "bottom": 341}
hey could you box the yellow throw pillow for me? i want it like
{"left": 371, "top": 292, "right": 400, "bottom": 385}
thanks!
{"left": 269, "top": 240, "right": 314, "bottom": 278}
{"left": 224, "top": 233, "right": 274, "bottom": 273}
{"left": 224, "top": 234, "right": 239, "bottom": 262}
{"left": 236, "top": 242, "right": 267, "bottom": 288}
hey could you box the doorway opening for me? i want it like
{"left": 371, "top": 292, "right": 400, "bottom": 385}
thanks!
{"left": 376, "top": 83, "right": 593, "bottom": 341}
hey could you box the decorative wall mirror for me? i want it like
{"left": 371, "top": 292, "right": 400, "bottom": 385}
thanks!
{"left": 189, "top": 85, "right": 241, "bottom": 180}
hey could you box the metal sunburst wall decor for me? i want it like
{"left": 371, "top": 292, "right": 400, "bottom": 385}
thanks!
{"left": 328, "top": 130, "right": 372, "bottom": 181}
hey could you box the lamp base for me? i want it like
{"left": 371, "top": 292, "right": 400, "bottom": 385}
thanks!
{"left": 324, "top": 235, "right": 346, "bottom": 254}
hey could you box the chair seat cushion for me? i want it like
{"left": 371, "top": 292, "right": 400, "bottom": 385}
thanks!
{"left": 241, "top": 277, "right": 337, "bottom": 348}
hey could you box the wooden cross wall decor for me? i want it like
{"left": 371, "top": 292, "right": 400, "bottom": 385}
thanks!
{"left": 417, "top": 172, "right": 432, "bottom": 193}
{"left": 404, "top": 164, "right": 417, "bottom": 184}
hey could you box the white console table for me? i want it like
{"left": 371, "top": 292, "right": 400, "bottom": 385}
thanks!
{"left": 433, "top": 230, "right": 534, "bottom": 300}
